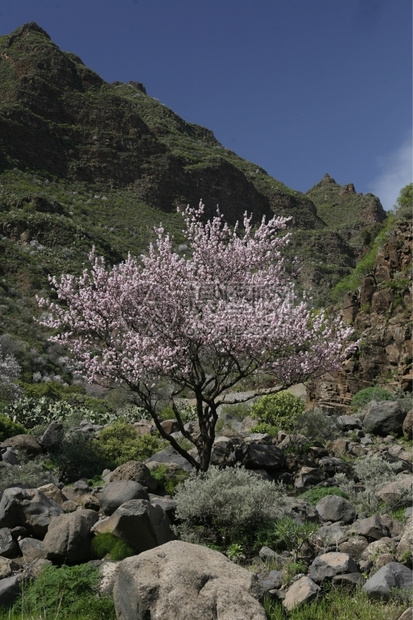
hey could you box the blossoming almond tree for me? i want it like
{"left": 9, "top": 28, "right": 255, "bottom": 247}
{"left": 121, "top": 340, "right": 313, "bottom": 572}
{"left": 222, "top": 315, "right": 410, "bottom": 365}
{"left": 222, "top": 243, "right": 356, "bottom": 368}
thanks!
{"left": 38, "top": 202, "right": 355, "bottom": 471}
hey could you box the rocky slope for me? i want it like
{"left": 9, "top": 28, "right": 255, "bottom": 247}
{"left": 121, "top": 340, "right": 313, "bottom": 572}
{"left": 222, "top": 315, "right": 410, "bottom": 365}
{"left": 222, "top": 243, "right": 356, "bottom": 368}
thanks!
{"left": 0, "top": 396, "right": 411, "bottom": 618}
{"left": 0, "top": 22, "right": 319, "bottom": 226}
{"left": 307, "top": 173, "right": 387, "bottom": 256}
{"left": 311, "top": 210, "right": 412, "bottom": 408}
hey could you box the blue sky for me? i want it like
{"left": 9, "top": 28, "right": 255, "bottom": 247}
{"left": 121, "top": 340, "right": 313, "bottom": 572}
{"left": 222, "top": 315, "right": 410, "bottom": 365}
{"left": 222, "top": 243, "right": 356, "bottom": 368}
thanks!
{"left": 1, "top": 0, "right": 412, "bottom": 209}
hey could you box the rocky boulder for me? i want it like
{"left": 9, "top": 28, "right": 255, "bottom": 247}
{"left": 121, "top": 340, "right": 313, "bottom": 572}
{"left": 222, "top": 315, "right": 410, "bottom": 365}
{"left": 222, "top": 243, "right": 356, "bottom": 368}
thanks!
{"left": 283, "top": 576, "right": 320, "bottom": 612}
{"left": 99, "top": 480, "right": 149, "bottom": 516}
{"left": 309, "top": 552, "right": 360, "bottom": 583}
{"left": 362, "top": 562, "right": 413, "bottom": 600}
{"left": 93, "top": 499, "right": 174, "bottom": 554}
{"left": 0, "top": 488, "right": 63, "bottom": 538}
{"left": 361, "top": 401, "right": 406, "bottom": 437}
{"left": 109, "top": 460, "right": 158, "bottom": 493}
{"left": 315, "top": 495, "right": 356, "bottom": 525}
{"left": 113, "top": 540, "right": 267, "bottom": 620}
{"left": 43, "top": 509, "right": 99, "bottom": 564}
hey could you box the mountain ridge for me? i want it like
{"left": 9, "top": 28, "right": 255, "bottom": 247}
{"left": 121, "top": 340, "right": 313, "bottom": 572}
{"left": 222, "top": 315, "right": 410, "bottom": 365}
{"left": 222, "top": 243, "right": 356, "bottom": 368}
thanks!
{"left": 0, "top": 22, "right": 397, "bottom": 386}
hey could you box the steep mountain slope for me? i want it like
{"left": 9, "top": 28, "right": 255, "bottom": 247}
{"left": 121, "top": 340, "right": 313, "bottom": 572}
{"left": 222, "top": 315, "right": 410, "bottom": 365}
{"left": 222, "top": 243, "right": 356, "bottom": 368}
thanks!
{"left": 310, "top": 205, "right": 412, "bottom": 407}
{"left": 307, "top": 173, "right": 387, "bottom": 255}
{"left": 0, "top": 22, "right": 320, "bottom": 227}
{"left": 0, "top": 22, "right": 391, "bottom": 384}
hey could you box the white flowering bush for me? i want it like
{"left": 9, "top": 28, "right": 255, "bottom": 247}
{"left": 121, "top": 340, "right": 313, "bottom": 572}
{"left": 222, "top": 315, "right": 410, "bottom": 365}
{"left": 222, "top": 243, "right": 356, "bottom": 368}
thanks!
{"left": 0, "top": 346, "right": 22, "bottom": 403}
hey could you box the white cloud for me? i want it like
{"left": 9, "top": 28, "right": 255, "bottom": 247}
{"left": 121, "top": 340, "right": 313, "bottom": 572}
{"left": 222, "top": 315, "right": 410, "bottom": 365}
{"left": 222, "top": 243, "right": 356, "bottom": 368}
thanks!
{"left": 369, "top": 131, "right": 412, "bottom": 210}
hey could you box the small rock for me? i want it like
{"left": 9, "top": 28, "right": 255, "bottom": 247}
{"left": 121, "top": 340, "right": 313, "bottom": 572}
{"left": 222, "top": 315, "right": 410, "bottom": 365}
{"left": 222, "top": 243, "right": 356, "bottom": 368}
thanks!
{"left": 363, "top": 562, "right": 413, "bottom": 600}
{"left": 283, "top": 576, "right": 320, "bottom": 612}
{"left": 316, "top": 495, "right": 356, "bottom": 525}
{"left": 309, "top": 552, "right": 359, "bottom": 583}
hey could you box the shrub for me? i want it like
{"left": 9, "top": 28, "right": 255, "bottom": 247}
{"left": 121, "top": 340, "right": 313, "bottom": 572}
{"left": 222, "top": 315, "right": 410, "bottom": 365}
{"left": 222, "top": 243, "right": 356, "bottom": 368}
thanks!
{"left": 0, "top": 457, "right": 56, "bottom": 492}
{"left": 97, "top": 420, "right": 167, "bottom": 468}
{"left": 256, "top": 517, "right": 318, "bottom": 558}
{"left": 91, "top": 532, "right": 135, "bottom": 561}
{"left": 0, "top": 346, "right": 22, "bottom": 403}
{"left": 351, "top": 387, "right": 394, "bottom": 410}
{"left": 173, "top": 465, "right": 293, "bottom": 549}
{"left": 294, "top": 408, "right": 338, "bottom": 443}
{"left": 0, "top": 414, "right": 27, "bottom": 442}
{"left": 48, "top": 431, "right": 110, "bottom": 483}
{"left": 2, "top": 396, "right": 92, "bottom": 429}
{"left": 10, "top": 563, "right": 115, "bottom": 619}
{"left": 335, "top": 455, "right": 410, "bottom": 514}
{"left": 250, "top": 391, "right": 305, "bottom": 434}
{"left": 150, "top": 463, "right": 188, "bottom": 495}
{"left": 249, "top": 421, "right": 279, "bottom": 436}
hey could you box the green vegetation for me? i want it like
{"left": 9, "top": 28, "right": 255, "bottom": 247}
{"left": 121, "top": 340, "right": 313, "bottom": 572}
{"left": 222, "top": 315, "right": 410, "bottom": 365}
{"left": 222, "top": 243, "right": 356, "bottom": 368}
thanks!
{"left": 264, "top": 586, "right": 406, "bottom": 620}
{"left": 294, "top": 408, "right": 338, "bottom": 442}
{"left": 351, "top": 386, "right": 394, "bottom": 410}
{"left": 0, "top": 457, "right": 56, "bottom": 492}
{"left": 149, "top": 463, "right": 188, "bottom": 495}
{"left": 96, "top": 419, "right": 167, "bottom": 468}
{"left": 250, "top": 391, "right": 305, "bottom": 435}
{"left": 8, "top": 564, "right": 116, "bottom": 620}
{"left": 331, "top": 207, "right": 404, "bottom": 301}
{"left": 298, "top": 486, "right": 349, "bottom": 505}
{"left": 173, "top": 465, "right": 293, "bottom": 551}
{"left": 256, "top": 517, "right": 318, "bottom": 558}
{"left": 91, "top": 532, "right": 135, "bottom": 561}
{"left": 0, "top": 414, "right": 26, "bottom": 441}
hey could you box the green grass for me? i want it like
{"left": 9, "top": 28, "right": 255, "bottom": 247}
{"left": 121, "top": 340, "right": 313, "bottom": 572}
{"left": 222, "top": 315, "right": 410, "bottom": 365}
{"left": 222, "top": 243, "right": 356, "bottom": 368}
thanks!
{"left": 5, "top": 564, "right": 116, "bottom": 620}
{"left": 264, "top": 586, "right": 407, "bottom": 620}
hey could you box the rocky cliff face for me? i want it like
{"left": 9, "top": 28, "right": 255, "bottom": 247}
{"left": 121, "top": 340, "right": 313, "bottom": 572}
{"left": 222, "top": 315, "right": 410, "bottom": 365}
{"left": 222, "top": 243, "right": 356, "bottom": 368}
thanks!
{"left": 311, "top": 214, "right": 412, "bottom": 409}
{"left": 0, "top": 22, "right": 320, "bottom": 228}
{"left": 307, "top": 173, "right": 387, "bottom": 257}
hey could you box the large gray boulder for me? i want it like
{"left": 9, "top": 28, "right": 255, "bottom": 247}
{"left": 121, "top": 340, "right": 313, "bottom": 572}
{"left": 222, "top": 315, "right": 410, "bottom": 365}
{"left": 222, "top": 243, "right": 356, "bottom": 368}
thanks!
{"left": 315, "top": 495, "right": 356, "bottom": 525}
{"left": 353, "top": 514, "right": 389, "bottom": 541}
{"left": 0, "top": 488, "right": 63, "bottom": 538}
{"left": 113, "top": 540, "right": 266, "bottom": 620}
{"left": 43, "top": 509, "right": 99, "bottom": 564}
{"left": 362, "top": 562, "right": 413, "bottom": 600}
{"left": 361, "top": 401, "right": 406, "bottom": 436}
{"left": 145, "top": 446, "right": 195, "bottom": 473}
{"left": 92, "top": 499, "right": 174, "bottom": 553}
{"left": 0, "top": 575, "right": 22, "bottom": 607}
{"left": 99, "top": 480, "right": 149, "bottom": 516}
{"left": 1, "top": 434, "right": 43, "bottom": 457}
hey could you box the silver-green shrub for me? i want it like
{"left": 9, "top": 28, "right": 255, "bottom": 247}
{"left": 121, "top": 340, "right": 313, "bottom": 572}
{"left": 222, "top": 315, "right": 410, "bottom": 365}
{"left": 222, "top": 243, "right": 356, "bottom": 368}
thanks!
{"left": 173, "top": 465, "right": 293, "bottom": 547}
{"left": 335, "top": 455, "right": 410, "bottom": 514}
{"left": 0, "top": 459, "right": 57, "bottom": 492}
{"left": 294, "top": 408, "right": 338, "bottom": 442}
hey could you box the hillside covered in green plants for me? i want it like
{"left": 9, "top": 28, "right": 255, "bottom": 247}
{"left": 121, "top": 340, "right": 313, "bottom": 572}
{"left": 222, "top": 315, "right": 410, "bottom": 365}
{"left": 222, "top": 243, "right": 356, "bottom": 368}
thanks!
{"left": 0, "top": 21, "right": 408, "bottom": 392}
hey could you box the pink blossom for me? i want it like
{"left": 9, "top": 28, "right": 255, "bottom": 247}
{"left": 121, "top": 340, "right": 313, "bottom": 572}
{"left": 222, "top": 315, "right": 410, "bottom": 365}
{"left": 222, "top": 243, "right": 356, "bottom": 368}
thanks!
{"left": 37, "top": 202, "right": 356, "bottom": 470}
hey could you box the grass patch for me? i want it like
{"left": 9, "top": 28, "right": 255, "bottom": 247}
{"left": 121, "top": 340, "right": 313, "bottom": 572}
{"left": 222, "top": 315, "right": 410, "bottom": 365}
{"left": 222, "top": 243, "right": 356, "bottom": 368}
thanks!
{"left": 264, "top": 586, "right": 407, "bottom": 620}
{"left": 7, "top": 563, "right": 116, "bottom": 620}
